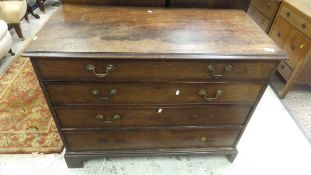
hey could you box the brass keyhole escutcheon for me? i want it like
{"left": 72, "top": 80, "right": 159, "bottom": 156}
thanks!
{"left": 201, "top": 137, "right": 207, "bottom": 142}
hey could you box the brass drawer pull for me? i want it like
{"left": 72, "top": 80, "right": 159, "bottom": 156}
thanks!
{"left": 198, "top": 89, "right": 223, "bottom": 102}
{"left": 86, "top": 64, "right": 115, "bottom": 78}
{"left": 200, "top": 137, "right": 207, "bottom": 143}
{"left": 207, "top": 65, "right": 234, "bottom": 79}
{"left": 91, "top": 89, "right": 117, "bottom": 101}
{"left": 96, "top": 114, "right": 121, "bottom": 124}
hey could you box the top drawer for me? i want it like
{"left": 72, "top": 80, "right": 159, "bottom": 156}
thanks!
{"left": 280, "top": 6, "right": 311, "bottom": 38}
{"left": 32, "top": 58, "right": 278, "bottom": 82}
{"left": 252, "top": 0, "right": 279, "bottom": 19}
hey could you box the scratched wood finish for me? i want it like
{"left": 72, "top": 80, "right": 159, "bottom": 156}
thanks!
{"left": 56, "top": 106, "right": 251, "bottom": 128}
{"left": 24, "top": 5, "right": 284, "bottom": 58}
{"left": 61, "top": 0, "right": 166, "bottom": 6}
{"left": 64, "top": 127, "right": 241, "bottom": 152}
{"left": 33, "top": 58, "right": 278, "bottom": 82}
{"left": 47, "top": 83, "right": 263, "bottom": 106}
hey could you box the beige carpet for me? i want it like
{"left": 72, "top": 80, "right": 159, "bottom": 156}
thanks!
{"left": 271, "top": 74, "right": 311, "bottom": 143}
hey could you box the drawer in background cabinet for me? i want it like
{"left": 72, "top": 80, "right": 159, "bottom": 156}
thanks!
{"left": 33, "top": 58, "right": 278, "bottom": 82}
{"left": 64, "top": 127, "right": 241, "bottom": 152}
{"left": 282, "top": 29, "right": 311, "bottom": 70}
{"left": 269, "top": 16, "right": 292, "bottom": 48}
{"left": 277, "top": 61, "right": 292, "bottom": 81}
{"left": 252, "top": 0, "right": 279, "bottom": 19}
{"left": 248, "top": 5, "right": 270, "bottom": 32}
{"left": 280, "top": 6, "right": 311, "bottom": 38}
{"left": 55, "top": 106, "right": 251, "bottom": 128}
{"left": 46, "top": 82, "right": 264, "bottom": 106}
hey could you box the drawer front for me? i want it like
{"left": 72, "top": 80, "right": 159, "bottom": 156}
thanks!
{"left": 64, "top": 127, "right": 241, "bottom": 151}
{"left": 56, "top": 106, "right": 251, "bottom": 128}
{"left": 283, "top": 29, "right": 311, "bottom": 69}
{"left": 248, "top": 5, "right": 270, "bottom": 32}
{"left": 47, "top": 83, "right": 264, "bottom": 106}
{"left": 252, "top": 0, "right": 279, "bottom": 18}
{"left": 34, "top": 59, "right": 278, "bottom": 82}
{"left": 280, "top": 6, "right": 311, "bottom": 38}
{"left": 277, "top": 61, "right": 292, "bottom": 81}
{"left": 269, "top": 16, "right": 292, "bottom": 48}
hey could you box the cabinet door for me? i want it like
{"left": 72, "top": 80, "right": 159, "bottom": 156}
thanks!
{"left": 269, "top": 16, "right": 292, "bottom": 48}
{"left": 283, "top": 29, "right": 311, "bottom": 69}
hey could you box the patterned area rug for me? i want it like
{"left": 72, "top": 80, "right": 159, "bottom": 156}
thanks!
{"left": 0, "top": 57, "right": 63, "bottom": 153}
{"left": 271, "top": 74, "right": 311, "bottom": 143}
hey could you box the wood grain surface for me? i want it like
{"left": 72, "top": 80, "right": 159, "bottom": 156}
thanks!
{"left": 24, "top": 5, "right": 285, "bottom": 58}
{"left": 46, "top": 82, "right": 264, "bottom": 106}
{"left": 55, "top": 106, "right": 251, "bottom": 128}
{"left": 64, "top": 127, "right": 241, "bottom": 151}
{"left": 34, "top": 58, "right": 278, "bottom": 82}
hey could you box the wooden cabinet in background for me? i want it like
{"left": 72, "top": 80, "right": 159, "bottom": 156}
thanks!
{"left": 269, "top": 0, "right": 311, "bottom": 98}
{"left": 247, "top": 0, "right": 282, "bottom": 33}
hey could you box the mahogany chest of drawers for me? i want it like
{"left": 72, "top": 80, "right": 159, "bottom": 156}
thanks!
{"left": 24, "top": 5, "right": 286, "bottom": 168}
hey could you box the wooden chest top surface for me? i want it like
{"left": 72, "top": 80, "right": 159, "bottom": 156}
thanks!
{"left": 25, "top": 4, "right": 285, "bottom": 59}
